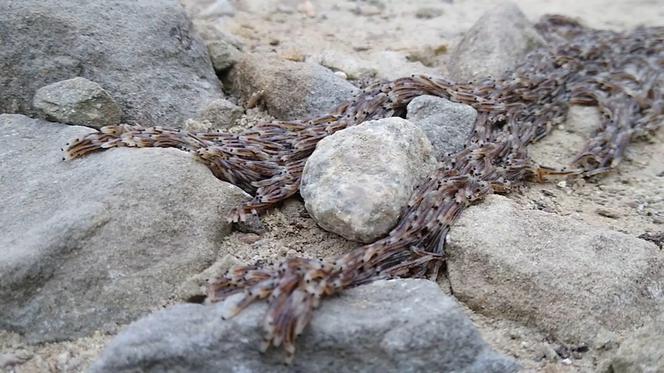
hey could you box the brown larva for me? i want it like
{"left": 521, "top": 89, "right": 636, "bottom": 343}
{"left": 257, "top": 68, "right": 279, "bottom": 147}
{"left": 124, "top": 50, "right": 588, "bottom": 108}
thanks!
{"left": 64, "top": 16, "right": 663, "bottom": 361}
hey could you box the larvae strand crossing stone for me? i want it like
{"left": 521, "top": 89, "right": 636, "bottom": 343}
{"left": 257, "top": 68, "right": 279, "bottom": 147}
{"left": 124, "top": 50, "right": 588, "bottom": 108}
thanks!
{"left": 64, "top": 16, "right": 664, "bottom": 362}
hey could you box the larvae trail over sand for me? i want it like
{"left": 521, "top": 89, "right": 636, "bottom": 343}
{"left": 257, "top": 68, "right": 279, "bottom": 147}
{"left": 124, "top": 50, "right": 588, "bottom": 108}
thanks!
{"left": 65, "top": 17, "right": 663, "bottom": 362}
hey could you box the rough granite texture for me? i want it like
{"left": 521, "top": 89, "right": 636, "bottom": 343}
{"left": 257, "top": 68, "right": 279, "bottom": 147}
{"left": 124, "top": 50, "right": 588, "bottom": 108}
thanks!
{"left": 207, "top": 39, "right": 242, "bottom": 72}
{"left": 0, "top": 0, "right": 223, "bottom": 127}
{"left": 599, "top": 314, "right": 664, "bottom": 373}
{"left": 0, "top": 114, "right": 249, "bottom": 343}
{"left": 446, "top": 195, "right": 664, "bottom": 347}
{"left": 91, "top": 279, "right": 519, "bottom": 373}
{"left": 198, "top": 98, "right": 244, "bottom": 128}
{"left": 32, "top": 77, "right": 122, "bottom": 129}
{"left": 448, "top": 2, "right": 545, "bottom": 82}
{"left": 301, "top": 117, "right": 438, "bottom": 242}
{"left": 229, "top": 53, "right": 360, "bottom": 120}
{"left": 406, "top": 95, "right": 478, "bottom": 160}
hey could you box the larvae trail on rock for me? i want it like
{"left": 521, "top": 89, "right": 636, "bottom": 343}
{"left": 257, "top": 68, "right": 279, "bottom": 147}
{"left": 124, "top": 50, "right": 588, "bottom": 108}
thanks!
{"left": 65, "top": 16, "right": 664, "bottom": 361}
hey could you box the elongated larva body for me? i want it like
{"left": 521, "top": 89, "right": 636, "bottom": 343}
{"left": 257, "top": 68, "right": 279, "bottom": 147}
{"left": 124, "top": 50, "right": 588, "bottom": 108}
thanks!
{"left": 65, "top": 17, "right": 663, "bottom": 361}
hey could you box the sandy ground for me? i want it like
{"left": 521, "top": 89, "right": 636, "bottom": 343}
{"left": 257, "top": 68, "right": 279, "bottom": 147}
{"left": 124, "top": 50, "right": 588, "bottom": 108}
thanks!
{"left": 2, "top": 0, "right": 663, "bottom": 372}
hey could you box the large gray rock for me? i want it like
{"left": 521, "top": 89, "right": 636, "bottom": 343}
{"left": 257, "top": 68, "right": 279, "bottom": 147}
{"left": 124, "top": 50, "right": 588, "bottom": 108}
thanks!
{"left": 406, "top": 95, "right": 478, "bottom": 160}
{"left": 0, "top": 0, "right": 223, "bottom": 127}
{"left": 600, "top": 315, "right": 664, "bottom": 373}
{"left": 32, "top": 77, "right": 122, "bottom": 129}
{"left": 91, "top": 279, "right": 519, "bottom": 373}
{"left": 0, "top": 114, "right": 249, "bottom": 343}
{"left": 448, "top": 3, "right": 545, "bottom": 82}
{"left": 446, "top": 195, "right": 664, "bottom": 347}
{"left": 301, "top": 118, "right": 438, "bottom": 243}
{"left": 229, "top": 54, "right": 359, "bottom": 120}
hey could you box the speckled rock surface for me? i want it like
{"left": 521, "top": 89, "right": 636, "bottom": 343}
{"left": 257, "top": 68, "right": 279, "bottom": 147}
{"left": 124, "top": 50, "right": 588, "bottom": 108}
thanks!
{"left": 448, "top": 2, "right": 545, "bottom": 82}
{"left": 91, "top": 280, "right": 518, "bottom": 373}
{"left": 0, "top": 0, "right": 223, "bottom": 127}
{"left": 447, "top": 195, "right": 664, "bottom": 347}
{"left": 301, "top": 117, "right": 437, "bottom": 242}
{"left": 406, "top": 95, "right": 477, "bottom": 160}
{"left": 198, "top": 98, "right": 244, "bottom": 128}
{"left": 0, "top": 114, "right": 249, "bottom": 343}
{"left": 599, "top": 314, "right": 664, "bottom": 373}
{"left": 33, "top": 77, "right": 122, "bottom": 129}
{"left": 229, "top": 53, "right": 359, "bottom": 120}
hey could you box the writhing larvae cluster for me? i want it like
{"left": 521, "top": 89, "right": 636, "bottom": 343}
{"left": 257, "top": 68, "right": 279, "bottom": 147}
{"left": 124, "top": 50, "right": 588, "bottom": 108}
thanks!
{"left": 65, "top": 16, "right": 663, "bottom": 362}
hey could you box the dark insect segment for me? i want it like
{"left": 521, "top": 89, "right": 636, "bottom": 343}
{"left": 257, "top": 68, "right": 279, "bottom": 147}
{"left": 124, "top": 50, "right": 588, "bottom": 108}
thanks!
{"left": 64, "top": 17, "right": 663, "bottom": 362}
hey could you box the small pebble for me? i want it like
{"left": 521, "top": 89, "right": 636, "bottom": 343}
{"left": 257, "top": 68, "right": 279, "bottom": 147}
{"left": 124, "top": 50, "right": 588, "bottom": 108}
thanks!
{"left": 334, "top": 70, "right": 348, "bottom": 80}
{"left": 237, "top": 233, "right": 261, "bottom": 244}
{"left": 541, "top": 189, "right": 555, "bottom": 197}
{"left": 596, "top": 208, "right": 621, "bottom": 219}
{"left": 415, "top": 7, "right": 444, "bottom": 19}
{"left": 297, "top": 0, "right": 316, "bottom": 17}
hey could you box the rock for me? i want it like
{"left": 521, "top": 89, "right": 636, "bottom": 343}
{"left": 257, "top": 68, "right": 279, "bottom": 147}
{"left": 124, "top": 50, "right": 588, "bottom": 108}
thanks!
{"left": 300, "top": 118, "right": 437, "bottom": 243}
{"left": 313, "top": 50, "right": 378, "bottom": 80}
{"left": 193, "top": 21, "right": 245, "bottom": 51}
{"left": 448, "top": 2, "right": 545, "bottom": 82}
{"left": 638, "top": 232, "right": 664, "bottom": 249}
{"left": 182, "top": 118, "right": 212, "bottom": 132}
{"left": 353, "top": 3, "right": 384, "bottom": 16}
{"left": 207, "top": 39, "right": 242, "bottom": 72}
{"left": 199, "top": 98, "right": 244, "bottom": 128}
{"left": 367, "top": 51, "right": 441, "bottom": 81}
{"left": 446, "top": 195, "right": 664, "bottom": 347}
{"left": 91, "top": 279, "right": 519, "bottom": 373}
{"left": 334, "top": 71, "right": 348, "bottom": 80}
{"left": 599, "top": 315, "right": 664, "bottom": 373}
{"left": 229, "top": 54, "right": 359, "bottom": 120}
{"left": 173, "top": 254, "right": 241, "bottom": 303}
{"left": 311, "top": 50, "right": 439, "bottom": 82}
{"left": 181, "top": 99, "right": 243, "bottom": 131}
{"left": 0, "top": 352, "right": 31, "bottom": 370}
{"left": 184, "top": 15, "right": 244, "bottom": 73}
{"left": 0, "top": 114, "right": 249, "bottom": 343}
{"left": 0, "top": 0, "right": 223, "bottom": 127}
{"left": 406, "top": 44, "right": 449, "bottom": 69}
{"left": 406, "top": 95, "right": 478, "bottom": 159}
{"left": 415, "top": 7, "right": 444, "bottom": 19}
{"left": 32, "top": 77, "right": 122, "bottom": 129}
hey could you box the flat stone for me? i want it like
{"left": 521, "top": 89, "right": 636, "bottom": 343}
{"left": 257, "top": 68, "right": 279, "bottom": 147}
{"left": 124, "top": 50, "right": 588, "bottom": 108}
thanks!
{"left": 91, "top": 279, "right": 519, "bottom": 372}
{"left": 446, "top": 195, "right": 664, "bottom": 347}
{"left": 0, "top": 114, "right": 249, "bottom": 343}
{"left": 33, "top": 77, "right": 122, "bottom": 129}
{"left": 312, "top": 50, "right": 378, "bottom": 80}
